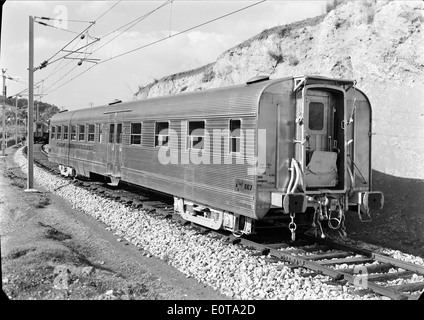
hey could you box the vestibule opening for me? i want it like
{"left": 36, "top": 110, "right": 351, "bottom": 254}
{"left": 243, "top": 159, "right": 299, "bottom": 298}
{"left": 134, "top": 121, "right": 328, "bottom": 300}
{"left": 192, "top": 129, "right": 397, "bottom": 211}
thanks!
{"left": 300, "top": 88, "right": 345, "bottom": 191}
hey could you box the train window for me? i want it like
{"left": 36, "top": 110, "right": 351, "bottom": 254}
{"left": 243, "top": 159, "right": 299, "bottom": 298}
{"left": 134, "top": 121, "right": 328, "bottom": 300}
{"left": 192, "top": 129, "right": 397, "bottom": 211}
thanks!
{"left": 78, "top": 125, "right": 85, "bottom": 141}
{"left": 50, "top": 126, "right": 55, "bottom": 140}
{"left": 63, "top": 125, "right": 69, "bottom": 140}
{"left": 88, "top": 124, "right": 95, "bottom": 142}
{"left": 116, "top": 123, "right": 122, "bottom": 144}
{"left": 97, "top": 124, "right": 103, "bottom": 143}
{"left": 155, "top": 122, "right": 169, "bottom": 147}
{"left": 109, "top": 124, "right": 115, "bottom": 143}
{"left": 70, "top": 125, "right": 76, "bottom": 141}
{"left": 56, "top": 126, "right": 62, "bottom": 140}
{"left": 309, "top": 102, "right": 324, "bottom": 131}
{"left": 131, "top": 123, "right": 142, "bottom": 145}
{"left": 229, "top": 119, "right": 241, "bottom": 153}
{"left": 188, "top": 121, "right": 205, "bottom": 149}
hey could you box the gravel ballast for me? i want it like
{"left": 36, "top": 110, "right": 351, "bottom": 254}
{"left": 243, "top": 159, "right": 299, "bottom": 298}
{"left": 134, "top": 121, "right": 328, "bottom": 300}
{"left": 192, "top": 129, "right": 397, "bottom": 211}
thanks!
{"left": 13, "top": 147, "right": 424, "bottom": 299}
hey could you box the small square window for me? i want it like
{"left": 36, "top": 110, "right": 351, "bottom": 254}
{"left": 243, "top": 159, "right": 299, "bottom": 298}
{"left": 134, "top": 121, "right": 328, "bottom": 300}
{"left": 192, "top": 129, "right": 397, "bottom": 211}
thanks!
{"left": 188, "top": 121, "right": 205, "bottom": 149}
{"left": 109, "top": 124, "right": 115, "bottom": 143}
{"left": 229, "top": 119, "right": 241, "bottom": 153}
{"left": 88, "top": 124, "right": 95, "bottom": 142}
{"left": 70, "top": 125, "right": 76, "bottom": 141}
{"left": 78, "top": 125, "right": 85, "bottom": 141}
{"left": 97, "top": 124, "right": 102, "bottom": 143}
{"left": 155, "top": 122, "right": 169, "bottom": 147}
{"left": 116, "top": 123, "right": 122, "bottom": 144}
{"left": 131, "top": 123, "right": 142, "bottom": 145}
{"left": 63, "top": 125, "right": 69, "bottom": 140}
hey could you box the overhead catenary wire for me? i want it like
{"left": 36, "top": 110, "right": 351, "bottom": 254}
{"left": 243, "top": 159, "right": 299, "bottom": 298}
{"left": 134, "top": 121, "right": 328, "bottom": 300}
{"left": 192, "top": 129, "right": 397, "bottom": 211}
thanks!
{"left": 36, "top": 16, "right": 94, "bottom": 23}
{"left": 29, "top": 0, "right": 123, "bottom": 93}
{"left": 41, "top": 63, "right": 83, "bottom": 94}
{"left": 93, "top": 0, "right": 122, "bottom": 23}
{"left": 102, "top": 0, "right": 266, "bottom": 63}
{"left": 35, "top": 20, "right": 83, "bottom": 36}
{"left": 33, "top": 0, "right": 122, "bottom": 71}
{"left": 9, "top": 79, "right": 45, "bottom": 98}
{"left": 42, "top": 0, "right": 267, "bottom": 98}
{"left": 35, "top": 24, "right": 99, "bottom": 71}
{"left": 33, "top": 0, "right": 173, "bottom": 98}
{"left": 41, "top": 38, "right": 100, "bottom": 69}
{"left": 37, "top": 0, "right": 176, "bottom": 96}
{"left": 90, "top": 0, "right": 173, "bottom": 56}
{"left": 41, "top": 36, "right": 85, "bottom": 83}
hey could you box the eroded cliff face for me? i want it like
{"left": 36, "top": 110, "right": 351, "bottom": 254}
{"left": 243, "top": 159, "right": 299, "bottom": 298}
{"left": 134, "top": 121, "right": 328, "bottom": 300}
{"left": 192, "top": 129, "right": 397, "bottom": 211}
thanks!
{"left": 135, "top": 0, "right": 424, "bottom": 179}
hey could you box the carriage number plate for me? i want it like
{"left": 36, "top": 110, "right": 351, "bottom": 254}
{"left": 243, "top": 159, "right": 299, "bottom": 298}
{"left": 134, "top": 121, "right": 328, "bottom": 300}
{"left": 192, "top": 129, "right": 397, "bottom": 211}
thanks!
{"left": 234, "top": 179, "right": 254, "bottom": 194}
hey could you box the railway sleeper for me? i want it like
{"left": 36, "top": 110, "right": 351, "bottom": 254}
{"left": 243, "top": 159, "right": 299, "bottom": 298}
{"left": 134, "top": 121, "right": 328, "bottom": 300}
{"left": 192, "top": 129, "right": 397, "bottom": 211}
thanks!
{"left": 367, "top": 270, "right": 416, "bottom": 282}
{"left": 317, "top": 256, "right": 374, "bottom": 266}
{"left": 385, "top": 281, "right": 424, "bottom": 294}
{"left": 302, "top": 251, "right": 352, "bottom": 261}
{"left": 340, "top": 262, "right": 394, "bottom": 275}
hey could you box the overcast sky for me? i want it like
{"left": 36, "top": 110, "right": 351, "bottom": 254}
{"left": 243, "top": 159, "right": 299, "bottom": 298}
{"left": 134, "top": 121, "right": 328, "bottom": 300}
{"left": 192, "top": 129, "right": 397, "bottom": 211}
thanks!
{"left": 1, "top": 0, "right": 326, "bottom": 111}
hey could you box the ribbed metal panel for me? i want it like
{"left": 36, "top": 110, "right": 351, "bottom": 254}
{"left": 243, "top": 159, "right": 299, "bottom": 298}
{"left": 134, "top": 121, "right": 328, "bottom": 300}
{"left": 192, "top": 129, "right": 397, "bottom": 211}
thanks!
{"left": 49, "top": 78, "right": 292, "bottom": 219}
{"left": 120, "top": 114, "right": 257, "bottom": 216}
{"left": 50, "top": 79, "right": 279, "bottom": 126}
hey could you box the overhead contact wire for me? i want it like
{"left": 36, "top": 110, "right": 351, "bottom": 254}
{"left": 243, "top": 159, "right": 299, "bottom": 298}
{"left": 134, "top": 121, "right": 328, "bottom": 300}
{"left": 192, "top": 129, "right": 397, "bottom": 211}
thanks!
{"left": 42, "top": 0, "right": 266, "bottom": 97}
{"left": 101, "top": 0, "right": 266, "bottom": 63}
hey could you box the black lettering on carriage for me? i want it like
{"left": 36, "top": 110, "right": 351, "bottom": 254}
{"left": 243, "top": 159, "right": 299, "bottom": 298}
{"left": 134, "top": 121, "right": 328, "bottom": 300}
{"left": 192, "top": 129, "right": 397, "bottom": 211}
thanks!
{"left": 56, "top": 142, "right": 68, "bottom": 148}
{"left": 234, "top": 179, "right": 253, "bottom": 194}
{"left": 55, "top": 142, "right": 94, "bottom": 151}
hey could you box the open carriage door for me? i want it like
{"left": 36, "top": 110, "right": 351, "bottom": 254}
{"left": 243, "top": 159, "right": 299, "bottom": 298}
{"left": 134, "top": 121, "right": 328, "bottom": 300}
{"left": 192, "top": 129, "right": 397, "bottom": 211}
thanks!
{"left": 293, "top": 81, "right": 346, "bottom": 190}
{"left": 303, "top": 89, "right": 339, "bottom": 188}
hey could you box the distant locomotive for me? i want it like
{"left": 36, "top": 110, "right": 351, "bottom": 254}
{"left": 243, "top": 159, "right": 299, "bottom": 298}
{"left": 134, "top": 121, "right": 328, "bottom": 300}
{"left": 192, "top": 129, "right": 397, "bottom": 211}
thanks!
{"left": 48, "top": 75, "right": 384, "bottom": 238}
{"left": 34, "top": 120, "right": 49, "bottom": 144}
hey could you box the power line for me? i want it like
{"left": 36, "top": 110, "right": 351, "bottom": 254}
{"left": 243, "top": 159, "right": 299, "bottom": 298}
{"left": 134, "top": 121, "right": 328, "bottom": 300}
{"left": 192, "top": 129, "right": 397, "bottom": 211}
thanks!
{"left": 41, "top": 38, "right": 100, "bottom": 69}
{"left": 35, "top": 20, "right": 83, "bottom": 35}
{"left": 35, "top": 16, "right": 94, "bottom": 23}
{"left": 9, "top": 79, "right": 45, "bottom": 98}
{"left": 94, "top": 0, "right": 122, "bottom": 23}
{"left": 42, "top": 36, "right": 85, "bottom": 82}
{"left": 42, "top": 0, "right": 267, "bottom": 98}
{"left": 41, "top": 0, "right": 174, "bottom": 96}
{"left": 41, "top": 63, "right": 83, "bottom": 94}
{"left": 90, "top": 0, "right": 173, "bottom": 55}
{"left": 100, "top": 0, "right": 266, "bottom": 63}
{"left": 31, "top": 1, "right": 123, "bottom": 94}
{"left": 37, "top": 0, "right": 121, "bottom": 67}
{"left": 43, "top": 64, "right": 96, "bottom": 97}
{"left": 35, "top": 22, "right": 98, "bottom": 71}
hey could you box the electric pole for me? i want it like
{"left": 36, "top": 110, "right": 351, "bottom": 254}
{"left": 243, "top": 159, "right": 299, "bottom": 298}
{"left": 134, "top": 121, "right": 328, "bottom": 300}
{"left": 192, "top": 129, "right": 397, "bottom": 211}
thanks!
{"left": 15, "top": 95, "right": 19, "bottom": 146}
{"left": 1, "top": 69, "right": 6, "bottom": 157}
{"left": 26, "top": 15, "right": 35, "bottom": 191}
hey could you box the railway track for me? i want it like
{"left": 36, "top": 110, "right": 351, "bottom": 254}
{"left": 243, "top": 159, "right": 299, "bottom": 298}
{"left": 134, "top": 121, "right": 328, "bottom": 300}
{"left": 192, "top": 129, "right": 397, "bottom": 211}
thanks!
{"left": 223, "top": 234, "right": 424, "bottom": 300}
{"left": 30, "top": 143, "right": 424, "bottom": 300}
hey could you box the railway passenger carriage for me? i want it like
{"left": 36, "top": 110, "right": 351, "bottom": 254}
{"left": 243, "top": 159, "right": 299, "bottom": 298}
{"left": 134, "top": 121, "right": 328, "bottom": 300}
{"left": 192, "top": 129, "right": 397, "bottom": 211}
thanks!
{"left": 34, "top": 120, "right": 49, "bottom": 143}
{"left": 48, "top": 75, "right": 384, "bottom": 238}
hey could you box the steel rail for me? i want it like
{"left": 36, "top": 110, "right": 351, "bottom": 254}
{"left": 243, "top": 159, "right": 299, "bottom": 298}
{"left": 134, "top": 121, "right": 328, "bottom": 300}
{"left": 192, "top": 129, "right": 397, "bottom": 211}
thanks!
{"left": 30, "top": 144, "right": 424, "bottom": 300}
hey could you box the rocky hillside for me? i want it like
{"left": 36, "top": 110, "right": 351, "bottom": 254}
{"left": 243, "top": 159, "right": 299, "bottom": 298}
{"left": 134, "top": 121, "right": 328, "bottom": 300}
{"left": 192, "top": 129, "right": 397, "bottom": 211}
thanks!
{"left": 134, "top": 0, "right": 424, "bottom": 180}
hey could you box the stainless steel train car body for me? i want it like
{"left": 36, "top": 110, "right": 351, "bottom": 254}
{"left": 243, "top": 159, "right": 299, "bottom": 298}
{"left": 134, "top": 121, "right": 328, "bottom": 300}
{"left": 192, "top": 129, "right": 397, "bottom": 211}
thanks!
{"left": 48, "top": 75, "right": 383, "bottom": 235}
